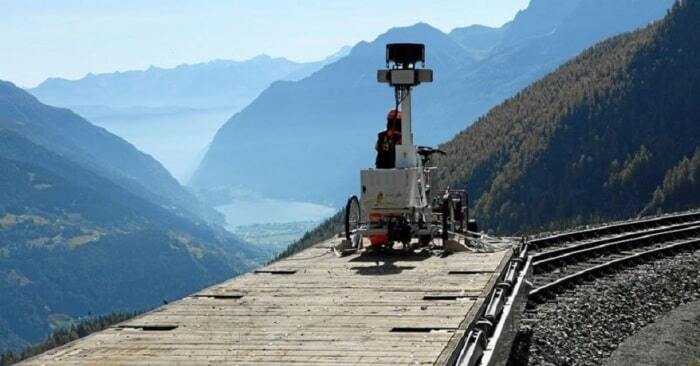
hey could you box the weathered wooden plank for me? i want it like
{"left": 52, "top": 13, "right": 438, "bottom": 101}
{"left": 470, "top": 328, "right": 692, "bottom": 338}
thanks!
{"left": 20, "top": 238, "right": 512, "bottom": 365}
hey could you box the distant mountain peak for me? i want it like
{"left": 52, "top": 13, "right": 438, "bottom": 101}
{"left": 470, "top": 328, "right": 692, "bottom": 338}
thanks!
{"left": 250, "top": 53, "right": 274, "bottom": 61}
{"left": 378, "top": 22, "right": 445, "bottom": 40}
{"left": 450, "top": 24, "right": 500, "bottom": 33}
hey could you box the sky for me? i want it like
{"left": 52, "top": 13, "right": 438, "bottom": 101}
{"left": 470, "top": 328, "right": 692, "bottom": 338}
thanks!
{"left": 1, "top": 0, "right": 529, "bottom": 87}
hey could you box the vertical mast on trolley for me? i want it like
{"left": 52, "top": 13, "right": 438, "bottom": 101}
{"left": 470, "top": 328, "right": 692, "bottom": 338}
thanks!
{"left": 377, "top": 43, "right": 433, "bottom": 168}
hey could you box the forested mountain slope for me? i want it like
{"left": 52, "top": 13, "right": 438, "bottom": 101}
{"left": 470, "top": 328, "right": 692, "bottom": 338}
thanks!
{"left": 434, "top": 0, "right": 700, "bottom": 233}
{"left": 0, "top": 129, "right": 263, "bottom": 352}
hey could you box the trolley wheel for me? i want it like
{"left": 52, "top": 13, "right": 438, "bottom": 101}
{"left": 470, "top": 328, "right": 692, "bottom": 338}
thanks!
{"left": 419, "top": 234, "right": 433, "bottom": 246}
{"left": 344, "top": 195, "right": 361, "bottom": 242}
{"left": 442, "top": 194, "right": 455, "bottom": 241}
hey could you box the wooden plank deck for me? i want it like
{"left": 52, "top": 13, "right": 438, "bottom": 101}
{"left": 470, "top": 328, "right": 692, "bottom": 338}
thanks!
{"left": 21, "top": 237, "right": 512, "bottom": 365}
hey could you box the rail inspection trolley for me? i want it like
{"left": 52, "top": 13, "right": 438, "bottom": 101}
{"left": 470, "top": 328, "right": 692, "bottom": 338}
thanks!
{"left": 339, "top": 43, "right": 475, "bottom": 254}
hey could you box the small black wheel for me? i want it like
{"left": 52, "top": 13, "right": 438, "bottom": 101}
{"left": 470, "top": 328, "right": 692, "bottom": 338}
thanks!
{"left": 345, "top": 195, "right": 361, "bottom": 241}
{"left": 441, "top": 194, "right": 455, "bottom": 241}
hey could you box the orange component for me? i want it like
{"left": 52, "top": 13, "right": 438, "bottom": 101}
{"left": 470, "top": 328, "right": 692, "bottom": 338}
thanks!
{"left": 369, "top": 212, "right": 388, "bottom": 245}
{"left": 369, "top": 235, "right": 388, "bottom": 246}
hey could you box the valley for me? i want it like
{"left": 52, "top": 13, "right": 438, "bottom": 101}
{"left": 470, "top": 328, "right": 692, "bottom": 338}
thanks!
{"left": 232, "top": 221, "right": 323, "bottom": 253}
{"left": 76, "top": 105, "right": 234, "bottom": 182}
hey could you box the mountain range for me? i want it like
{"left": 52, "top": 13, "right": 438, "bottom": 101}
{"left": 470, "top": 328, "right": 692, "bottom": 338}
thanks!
{"left": 29, "top": 49, "right": 351, "bottom": 112}
{"left": 190, "top": 0, "right": 675, "bottom": 208}
{"left": 0, "top": 81, "right": 265, "bottom": 352}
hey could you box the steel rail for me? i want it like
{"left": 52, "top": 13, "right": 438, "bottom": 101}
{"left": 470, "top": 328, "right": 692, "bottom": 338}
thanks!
{"left": 530, "top": 237, "right": 700, "bottom": 300}
{"left": 531, "top": 220, "right": 700, "bottom": 261}
{"left": 528, "top": 210, "right": 700, "bottom": 251}
{"left": 532, "top": 224, "right": 700, "bottom": 271}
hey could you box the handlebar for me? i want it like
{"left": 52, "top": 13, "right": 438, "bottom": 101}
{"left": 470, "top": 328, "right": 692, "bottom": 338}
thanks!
{"left": 417, "top": 146, "right": 446, "bottom": 156}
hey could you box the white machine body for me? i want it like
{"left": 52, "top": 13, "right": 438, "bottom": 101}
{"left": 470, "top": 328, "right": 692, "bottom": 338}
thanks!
{"left": 395, "top": 144, "right": 418, "bottom": 168}
{"left": 360, "top": 167, "right": 428, "bottom": 221}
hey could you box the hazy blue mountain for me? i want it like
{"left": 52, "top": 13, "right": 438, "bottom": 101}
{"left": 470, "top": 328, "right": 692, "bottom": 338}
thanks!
{"left": 282, "top": 46, "right": 352, "bottom": 81}
{"left": 27, "top": 48, "right": 350, "bottom": 184}
{"left": 29, "top": 49, "right": 350, "bottom": 111}
{"left": 496, "top": 0, "right": 582, "bottom": 49}
{"left": 0, "top": 80, "right": 222, "bottom": 224}
{"left": 0, "top": 128, "right": 264, "bottom": 352}
{"left": 448, "top": 23, "right": 510, "bottom": 59}
{"left": 190, "top": 23, "right": 476, "bottom": 206}
{"left": 191, "top": 0, "right": 674, "bottom": 208}
{"left": 434, "top": 0, "right": 676, "bottom": 131}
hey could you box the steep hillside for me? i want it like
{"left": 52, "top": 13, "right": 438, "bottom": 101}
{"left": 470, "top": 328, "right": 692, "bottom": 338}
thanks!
{"left": 644, "top": 148, "right": 700, "bottom": 214}
{"left": 192, "top": 0, "right": 674, "bottom": 208}
{"left": 0, "top": 129, "right": 264, "bottom": 352}
{"left": 434, "top": 0, "right": 700, "bottom": 233}
{"left": 29, "top": 51, "right": 349, "bottom": 111}
{"left": 0, "top": 81, "right": 219, "bottom": 224}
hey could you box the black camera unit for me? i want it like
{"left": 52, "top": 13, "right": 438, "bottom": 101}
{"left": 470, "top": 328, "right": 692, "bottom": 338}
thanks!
{"left": 386, "top": 43, "right": 425, "bottom": 69}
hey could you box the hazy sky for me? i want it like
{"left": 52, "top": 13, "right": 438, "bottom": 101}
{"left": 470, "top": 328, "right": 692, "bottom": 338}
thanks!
{"left": 1, "top": 0, "right": 529, "bottom": 87}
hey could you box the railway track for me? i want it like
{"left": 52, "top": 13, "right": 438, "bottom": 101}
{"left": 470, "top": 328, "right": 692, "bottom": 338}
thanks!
{"left": 508, "top": 210, "right": 700, "bottom": 365}
{"left": 523, "top": 210, "right": 700, "bottom": 301}
{"left": 526, "top": 209, "right": 700, "bottom": 305}
{"left": 530, "top": 224, "right": 700, "bottom": 299}
{"left": 527, "top": 210, "right": 700, "bottom": 254}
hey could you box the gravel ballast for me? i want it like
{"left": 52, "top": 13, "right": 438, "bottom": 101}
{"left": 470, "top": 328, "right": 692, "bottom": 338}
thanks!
{"left": 510, "top": 249, "right": 700, "bottom": 365}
